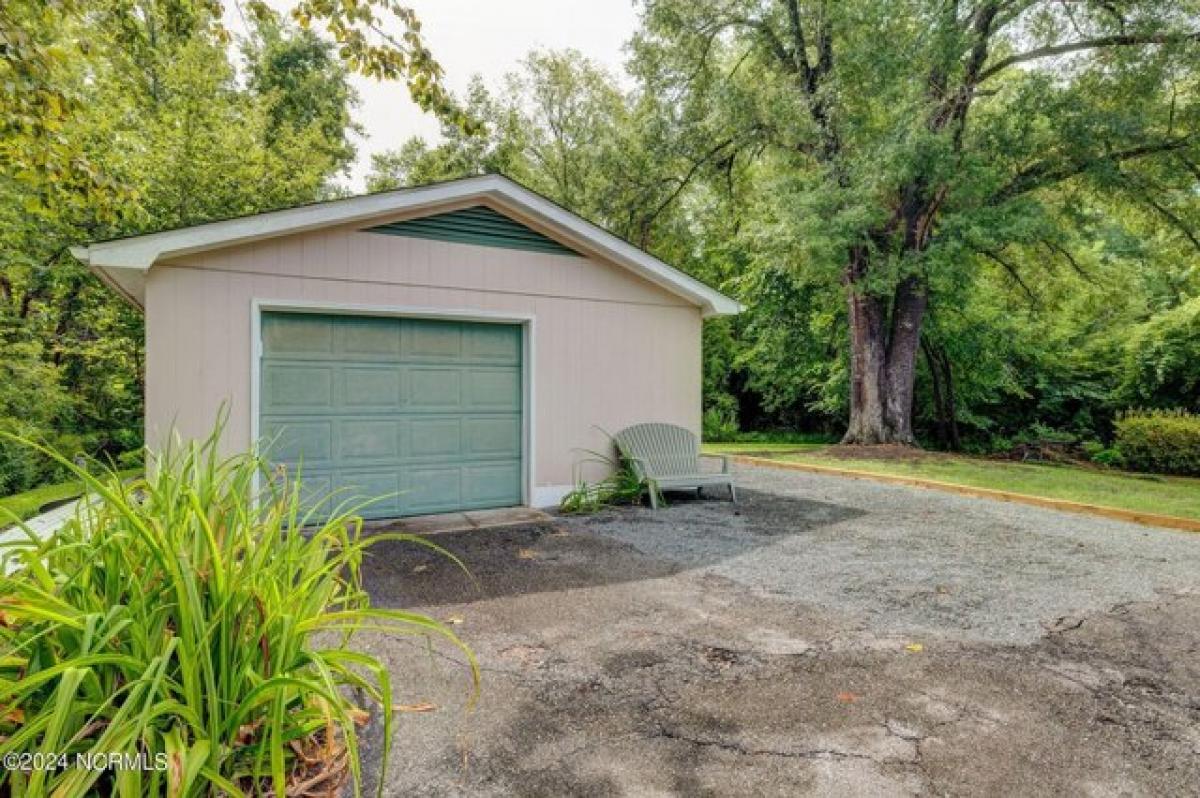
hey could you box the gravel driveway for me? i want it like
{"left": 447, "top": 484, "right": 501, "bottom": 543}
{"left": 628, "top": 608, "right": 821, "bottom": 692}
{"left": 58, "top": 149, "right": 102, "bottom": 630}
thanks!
{"left": 356, "top": 464, "right": 1200, "bottom": 797}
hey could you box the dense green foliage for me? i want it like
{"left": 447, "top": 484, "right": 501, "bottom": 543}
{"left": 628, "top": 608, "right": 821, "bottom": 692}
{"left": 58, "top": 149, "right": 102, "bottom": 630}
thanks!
{"left": 0, "top": 0, "right": 461, "bottom": 496}
{"left": 4, "top": 1, "right": 1199, "bottom": 492}
{"left": 366, "top": 5, "right": 1200, "bottom": 459}
{"left": 1115, "top": 409, "right": 1200, "bottom": 476}
{"left": 0, "top": 468, "right": 140, "bottom": 524}
{"left": 0, "top": 432, "right": 475, "bottom": 796}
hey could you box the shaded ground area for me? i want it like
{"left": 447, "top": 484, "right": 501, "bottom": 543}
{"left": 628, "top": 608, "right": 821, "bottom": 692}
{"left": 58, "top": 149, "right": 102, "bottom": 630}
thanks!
{"left": 356, "top": 466, "right": 1200, "bottom": 797}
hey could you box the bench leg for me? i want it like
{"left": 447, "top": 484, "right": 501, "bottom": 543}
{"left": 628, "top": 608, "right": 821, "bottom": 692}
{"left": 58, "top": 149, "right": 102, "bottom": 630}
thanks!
{"left": 648, "top": 482, "right": 659, "bottom": 510}
{"left": 729, "top": 482, "right": 738, "bottom": 504}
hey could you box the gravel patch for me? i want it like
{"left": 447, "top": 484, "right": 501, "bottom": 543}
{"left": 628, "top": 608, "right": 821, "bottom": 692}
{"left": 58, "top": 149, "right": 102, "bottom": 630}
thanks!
{"left": 568, "top": 464, "right": 1200, "bottom": 644}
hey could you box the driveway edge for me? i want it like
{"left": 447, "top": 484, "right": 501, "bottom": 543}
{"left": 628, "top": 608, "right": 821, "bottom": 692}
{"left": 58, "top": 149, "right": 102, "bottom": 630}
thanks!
{"left": 732, "top": 455, "right": 1200, "bottom": 533}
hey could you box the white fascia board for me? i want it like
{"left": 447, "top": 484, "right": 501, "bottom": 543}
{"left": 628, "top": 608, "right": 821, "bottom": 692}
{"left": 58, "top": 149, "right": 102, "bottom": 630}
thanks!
{"left": 72, "top": 176, "right": 501, "bottom": 270}
{"left": 69, "top": 174, "right": 741, "bottom": 317}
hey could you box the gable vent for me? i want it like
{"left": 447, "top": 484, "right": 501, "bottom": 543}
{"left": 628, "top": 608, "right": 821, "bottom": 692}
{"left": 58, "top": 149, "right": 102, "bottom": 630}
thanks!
{"left": 363, "top": 205, "right": 580, "bottom": 256}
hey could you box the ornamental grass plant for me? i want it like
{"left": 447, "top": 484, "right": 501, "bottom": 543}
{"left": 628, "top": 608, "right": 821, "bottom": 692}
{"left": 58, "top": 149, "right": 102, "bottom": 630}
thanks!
{"left": 0, "top": 426, "right": 476, "bottom": 797}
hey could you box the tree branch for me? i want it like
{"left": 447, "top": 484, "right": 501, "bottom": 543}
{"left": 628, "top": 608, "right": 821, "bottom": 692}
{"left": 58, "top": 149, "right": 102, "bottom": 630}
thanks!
{"left": 1174, "top": 153, "right": 1200, "bottom": 184}
{"left": 1137, "top": 191, "right": 1200, "bottom": 255}
{"left": 781, "top": 0, "right": 814, "bottom": 88}
{"left": 1040, "top": 238, "right": 1094, "bottom": 282}
{"left": 929, "top": 2, "right": 1000, "bottom": 142}
{"left": 975, "top": 246, "right": 1038, "bottom": 303}
{"left": 978, "top": 31, "right": 1200, "bottom": 82}
{"left": 636, "top": 136, "right": 741, "bottom": 246}
{"left": 993, "top": 136, "right": 1196, "bottom": 202}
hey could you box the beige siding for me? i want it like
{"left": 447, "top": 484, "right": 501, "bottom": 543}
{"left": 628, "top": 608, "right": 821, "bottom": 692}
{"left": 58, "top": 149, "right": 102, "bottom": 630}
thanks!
{"left": 144, "top": 224, "right": 702, "bottom": 497}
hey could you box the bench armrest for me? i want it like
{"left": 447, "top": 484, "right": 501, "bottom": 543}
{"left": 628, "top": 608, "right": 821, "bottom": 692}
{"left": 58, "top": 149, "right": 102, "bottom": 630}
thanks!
{"left": 698, "top": 453, "right": 731, "bottom": 473}
{"left": 624, "top": 455, "right": 652, "bottom": 481}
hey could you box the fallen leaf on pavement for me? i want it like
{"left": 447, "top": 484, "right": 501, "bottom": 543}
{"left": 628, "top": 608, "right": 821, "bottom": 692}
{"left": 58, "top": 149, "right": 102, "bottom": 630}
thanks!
{"left": 393, "top": 702, "right": 437, "bottom": 713}
{"left": 836, "top": 692, "right": 859, "bottom": 703}
{"left": 517, "top": 548, "right": 537, "bottom": 560}
{"left": 412, "top": 564, "right": 429, "bottom": 573}
{"left": 445, "top": 615, "right": 464, "bottom": 625}
{"left": 905, "top": 643, "right": 924, "bottom": 653}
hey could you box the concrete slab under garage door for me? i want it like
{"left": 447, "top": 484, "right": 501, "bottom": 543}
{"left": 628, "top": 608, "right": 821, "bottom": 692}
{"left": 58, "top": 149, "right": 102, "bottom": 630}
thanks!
{"left": 366, "top": 506, "right": 550, "bottom": 536}
{"left": 259, "top": 312, "right": 523, "bottom": 520}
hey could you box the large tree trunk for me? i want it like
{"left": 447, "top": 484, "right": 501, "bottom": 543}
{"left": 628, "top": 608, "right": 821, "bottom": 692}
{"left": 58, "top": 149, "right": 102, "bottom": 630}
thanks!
{"left": 843, "top": 246, "right": 885, "bottom": 443}
{"left": 841, "top": 252, "right": 929, "bottom": 445}
{"left": 882, "top": 275, "right": 927, "bottom": 444}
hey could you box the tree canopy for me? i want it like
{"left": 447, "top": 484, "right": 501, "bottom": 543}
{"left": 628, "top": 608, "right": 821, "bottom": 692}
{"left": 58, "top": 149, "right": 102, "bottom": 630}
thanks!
{"left": 0, "top": 0, "right": 459, "bottom": 487}
{"left": 2, "top": 0, "right": 1199, "bottom": 495}
{"left": 368, "top": 2, "right": 1200, "bottom": 450}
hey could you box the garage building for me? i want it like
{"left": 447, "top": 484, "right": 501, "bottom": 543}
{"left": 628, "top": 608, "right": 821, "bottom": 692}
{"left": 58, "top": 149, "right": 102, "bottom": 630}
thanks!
{"left": 71, "top": 175, "right": 739, "bottom": 518}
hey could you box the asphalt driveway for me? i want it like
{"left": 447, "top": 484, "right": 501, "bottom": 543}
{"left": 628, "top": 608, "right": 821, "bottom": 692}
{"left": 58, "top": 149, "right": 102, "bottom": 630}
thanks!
{"left": 356, "top": 464, "right": 1200, "bottom": 797}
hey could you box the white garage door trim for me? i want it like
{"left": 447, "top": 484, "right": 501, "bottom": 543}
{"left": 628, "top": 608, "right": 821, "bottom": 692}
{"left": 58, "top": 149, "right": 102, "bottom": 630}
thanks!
{"left": 249, "top": 298, "right": 536, "bottom": 512}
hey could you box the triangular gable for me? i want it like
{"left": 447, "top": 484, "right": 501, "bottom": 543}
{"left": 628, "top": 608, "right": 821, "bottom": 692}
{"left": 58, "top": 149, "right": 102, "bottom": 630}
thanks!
{"left": 364, "top": 205, "right": 580, "bottom": 257}
{"left": 69, "top": 174, "right": 740, "bottom": 316}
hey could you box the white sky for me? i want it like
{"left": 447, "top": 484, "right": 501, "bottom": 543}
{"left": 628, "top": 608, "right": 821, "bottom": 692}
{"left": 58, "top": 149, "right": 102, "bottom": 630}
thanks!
{"left": 227, "top": 1, "right": 641, "bottom": 190}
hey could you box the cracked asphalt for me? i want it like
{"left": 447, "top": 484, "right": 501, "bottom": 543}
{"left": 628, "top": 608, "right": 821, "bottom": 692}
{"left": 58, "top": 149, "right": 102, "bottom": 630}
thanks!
{"left": 355, "top": 465, "right": 1200, "bottom": 797}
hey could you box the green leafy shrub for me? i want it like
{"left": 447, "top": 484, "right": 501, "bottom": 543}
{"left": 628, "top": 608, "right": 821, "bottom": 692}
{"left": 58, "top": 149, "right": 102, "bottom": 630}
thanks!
{"left": 0, "top": 432, "right": 38, "bottom": 496}
{"left": 702, "top": 405, "right": 740, "bottom": 442}
{"left": 1082, "top": 441, "right": 1125, "bottom": 468}
{"left": 0, "top": 429, "right": 476, "bottom": 796}
{"left": 0, "top": 422, "right": 112, "bottom": 498}
{"left": 1114, "top": 409, "right": 1200, "bottom": 476}
{"left": 116, "top": 448, "right": 145, "bottom": 470}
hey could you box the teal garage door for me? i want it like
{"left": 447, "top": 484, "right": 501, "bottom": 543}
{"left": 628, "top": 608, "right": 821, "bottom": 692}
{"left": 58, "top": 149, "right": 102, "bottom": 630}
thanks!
{"left": 259, "top": 312, "right": 523, "bottom": 519}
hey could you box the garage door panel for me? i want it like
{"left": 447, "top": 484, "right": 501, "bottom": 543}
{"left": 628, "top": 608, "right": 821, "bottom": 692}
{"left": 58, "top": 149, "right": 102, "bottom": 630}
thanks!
{"left": 464, "top": 417, "right": 521, "bottom": 456}
{"left": 338, "top": 316, "right": 403, "bottom": 357}
{"left": 263, "top": 314, "right": 334, "bottom": 355}
{"left": 337, "top": 419, "right": 401, "bottom": 462}
{"left": 261, "top": 312, "right": 523, "bottom": 521}
{"left": 464, "top": 462, "right": 522, "bottom": 505}
{"left": 464, "top": 325, "right": 521, "bottom": 364}
{"left": 403, "top": 319, "right": 463, "bottom": 360}
{"left": 262, "top": 419, "right": 333, "bottom": 466}
{"left": 406, "top": 466, "right": 463, "bottom": 513}
{"left": 262, "top": 364, "right": 334, "bottom": 411}
{"left": 342, "top": 366, "right": 402, "bottom": 408}
{"left": 407, "top": 368, "right": 462, "bottom": 410}
{"left": 465, "top": 369, "right": 520, "bottom": 409}
{"left": 409, "top": 417, "right": 462, "bottom": 458}
{"left": 333, "top": 471, "right": 403, "bottom": 516}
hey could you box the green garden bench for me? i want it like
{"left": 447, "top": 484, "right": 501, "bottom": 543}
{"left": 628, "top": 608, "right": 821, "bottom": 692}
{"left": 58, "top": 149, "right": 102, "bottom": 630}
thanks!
{"left": 613, "top": 423, "right": 737, "bottom": 509}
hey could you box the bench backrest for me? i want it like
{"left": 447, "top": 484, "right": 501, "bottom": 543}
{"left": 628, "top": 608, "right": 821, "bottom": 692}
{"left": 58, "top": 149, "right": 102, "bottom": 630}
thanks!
{"left": 613, "top": 423, "right": 700, "bottom": 478}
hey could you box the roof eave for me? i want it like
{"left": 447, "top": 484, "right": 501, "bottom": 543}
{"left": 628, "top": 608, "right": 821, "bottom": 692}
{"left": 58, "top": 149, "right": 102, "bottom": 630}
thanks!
{"left": 70, "top": 174, "right": 741, "bottom": 316}
{"left": 70, "top": 247, "right": 145, "bottom": 310}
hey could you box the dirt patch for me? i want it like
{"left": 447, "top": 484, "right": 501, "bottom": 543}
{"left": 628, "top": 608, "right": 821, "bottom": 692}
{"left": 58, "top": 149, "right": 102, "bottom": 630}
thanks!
{"left": 355, "top": 566, "right": 1200, "bottom": 796}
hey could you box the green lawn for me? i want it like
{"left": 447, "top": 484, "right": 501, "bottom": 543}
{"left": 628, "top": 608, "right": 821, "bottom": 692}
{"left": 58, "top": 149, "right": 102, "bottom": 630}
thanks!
{"left": 702, "top": 442, "right": 828, "bottom": 455}
{"left": 707, "top": 445, "right": 1200, "bottom": 522}
{"left": 0, "top": 469, "right": 141, "bottom": 525}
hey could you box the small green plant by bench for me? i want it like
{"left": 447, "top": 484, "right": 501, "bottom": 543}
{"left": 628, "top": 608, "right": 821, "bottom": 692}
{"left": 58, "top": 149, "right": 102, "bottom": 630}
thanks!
{"left": 560, "top": 435, "right": 658, "bottom": 514}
